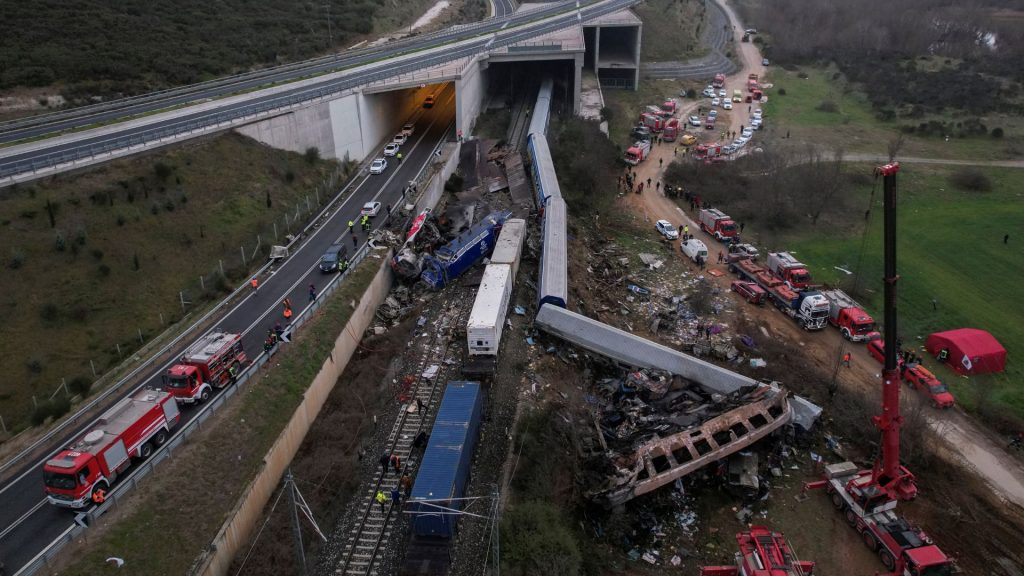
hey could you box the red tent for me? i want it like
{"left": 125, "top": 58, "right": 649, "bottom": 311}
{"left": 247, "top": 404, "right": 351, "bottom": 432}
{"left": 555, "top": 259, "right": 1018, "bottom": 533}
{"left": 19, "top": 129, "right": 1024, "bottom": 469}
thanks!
{"left": 925, "top": 328, "right": 1007, "bottom": 375}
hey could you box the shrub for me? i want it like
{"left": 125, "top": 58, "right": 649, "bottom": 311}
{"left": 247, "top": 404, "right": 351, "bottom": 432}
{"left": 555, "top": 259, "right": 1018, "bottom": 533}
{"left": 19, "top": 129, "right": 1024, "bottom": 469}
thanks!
{"left": 285, "top": 170, "right": 295, "bottom": 183}
{"left": 154, "top": 161, "right": 174, "bottom": 181}
{"left": 444, "top": 173, "right": 464, "bottom": 193}
{"left": 26, "top": 358, "right": 44, "bottom": 374}
{"left": 815, "top": 100, "right": 839, "bottom": 113}
{"left": 948, "top": 168, "right": 992, "bottom": 192}
{"left": 599, "top": 106, "right": 613, "bottom": 122}
{"left": 116, "top": 214, "right": 127, "bottom": 226}
{"left": 40, "top": 303, "right": 60, "bottom": 321}
{"left": 68, "top": 376, "right": 92, "bottom": 397}
{"left": 501, "top": 502, "right": 581, "bottom": 576}
{"left": 98, "top": 264, "right": 111, "bottom": 277}
{"left": 685, "top": 88, "right": 697, "bottom": 98}
{"left": 777, "top": 88, "right": 787, "bottom": 96}
{"left": 54, "top": 231, "right": 66, "bottom": 252}
{"left": 991, "top": 127, "right": 1004, "bottom": 139}
{"left": 164, "top": 198, "right": 176, "bottom": 212}
{"left": 31, "top": 397, "right": 71, "bottom": 426}
{"left": 9, "top": 249, "right": 25, "bottom": 269}
{"left": 91, "top": 248, "right": 104, "bottom": 260}
{"left": 304, "top": 147, "right": 321, "bottom": 165}
{"left": 133, "top": 253, "right": 140, "bottom": 270}
{"left": 797, "top": 71, "right": 809, "bottom": 79}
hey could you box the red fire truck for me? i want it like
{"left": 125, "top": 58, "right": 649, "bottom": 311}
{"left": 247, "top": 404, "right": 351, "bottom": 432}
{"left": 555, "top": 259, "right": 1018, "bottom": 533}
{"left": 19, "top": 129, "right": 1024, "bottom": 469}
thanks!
{"left": 43, "top": 388, "right": 180, "bottom": 508}
{"left": 701, "top": 526, "right": 815, "bottom": 575}
{"left": 164, "top": 332, "right": 248, "bottom": 404}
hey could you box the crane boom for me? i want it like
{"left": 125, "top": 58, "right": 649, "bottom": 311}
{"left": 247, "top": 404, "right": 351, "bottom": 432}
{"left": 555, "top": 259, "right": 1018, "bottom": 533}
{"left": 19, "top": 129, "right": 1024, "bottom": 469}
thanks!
{"left": 870, "top": 161, "right": 918, "bottom": 501}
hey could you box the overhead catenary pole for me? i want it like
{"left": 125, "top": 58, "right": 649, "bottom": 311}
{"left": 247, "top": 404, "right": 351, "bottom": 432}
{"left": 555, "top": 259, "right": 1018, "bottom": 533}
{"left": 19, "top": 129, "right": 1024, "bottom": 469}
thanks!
{"left": 286, "top": 469, "right": 307, "bottom": 576}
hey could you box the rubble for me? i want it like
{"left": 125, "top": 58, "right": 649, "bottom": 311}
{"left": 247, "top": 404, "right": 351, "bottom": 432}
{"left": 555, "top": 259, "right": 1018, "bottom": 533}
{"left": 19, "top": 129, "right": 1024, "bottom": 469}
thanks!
{"left": 581, "top": 377, "right": 792, "bottom": 508}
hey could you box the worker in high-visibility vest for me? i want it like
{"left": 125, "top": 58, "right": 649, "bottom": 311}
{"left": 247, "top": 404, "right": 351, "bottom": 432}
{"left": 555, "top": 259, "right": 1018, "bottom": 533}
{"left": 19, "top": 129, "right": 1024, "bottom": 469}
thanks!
{"left": 92, "top": 488, "right": 106, "bottom": 504}
{"left": 250, "top": 278, "right": 258, "bottom": 293}
{"left": 282, "top": 298, "right": 293, "bottom": 319}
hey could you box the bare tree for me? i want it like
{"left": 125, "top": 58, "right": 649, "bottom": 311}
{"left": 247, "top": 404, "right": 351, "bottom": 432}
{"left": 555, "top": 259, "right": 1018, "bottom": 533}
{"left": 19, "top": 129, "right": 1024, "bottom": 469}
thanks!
{"left": 887, "top": 133, "right": 905, "bottom": 162}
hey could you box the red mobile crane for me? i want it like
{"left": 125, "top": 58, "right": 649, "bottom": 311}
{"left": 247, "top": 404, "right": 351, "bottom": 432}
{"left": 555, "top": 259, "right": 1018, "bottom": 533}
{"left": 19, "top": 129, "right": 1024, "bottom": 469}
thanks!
{"left": 701, "top": 526, "right": 815, "bottom": 576}
{"left": 805, "top": 163, "right": 955, "bottom": 576}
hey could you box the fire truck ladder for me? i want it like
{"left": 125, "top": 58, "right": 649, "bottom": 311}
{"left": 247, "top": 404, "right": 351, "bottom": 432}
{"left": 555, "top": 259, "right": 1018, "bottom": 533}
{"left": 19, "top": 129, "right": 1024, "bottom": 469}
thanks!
{"left": 335, "top": 287, "right": 473, "bottom": 576}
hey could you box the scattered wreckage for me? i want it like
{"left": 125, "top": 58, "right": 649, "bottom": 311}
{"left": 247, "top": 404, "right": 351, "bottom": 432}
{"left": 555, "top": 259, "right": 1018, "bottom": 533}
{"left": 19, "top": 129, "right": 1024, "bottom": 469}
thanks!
{"left": 536, "top": 305, "right": 811, "bottom": 508}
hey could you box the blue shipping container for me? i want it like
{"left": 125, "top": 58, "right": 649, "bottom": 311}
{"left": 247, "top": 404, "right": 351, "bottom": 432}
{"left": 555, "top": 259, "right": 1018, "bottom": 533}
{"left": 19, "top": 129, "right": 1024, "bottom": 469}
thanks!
{"left": 409, "top": 381, "right": 483, "bottom": 539}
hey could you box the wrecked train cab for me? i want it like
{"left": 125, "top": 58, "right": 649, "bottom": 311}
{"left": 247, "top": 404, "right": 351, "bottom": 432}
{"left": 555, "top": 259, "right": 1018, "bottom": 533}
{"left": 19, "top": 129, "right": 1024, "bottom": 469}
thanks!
{"left": 587, "top": 384, "right": 792, "bottom": 508}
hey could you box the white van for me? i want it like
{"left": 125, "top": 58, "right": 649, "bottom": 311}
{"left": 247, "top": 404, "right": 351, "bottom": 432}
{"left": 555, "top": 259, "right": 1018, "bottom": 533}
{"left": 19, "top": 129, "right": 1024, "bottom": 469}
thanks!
{"left": 681, "top": 238, "right": 709, "bottom": 263}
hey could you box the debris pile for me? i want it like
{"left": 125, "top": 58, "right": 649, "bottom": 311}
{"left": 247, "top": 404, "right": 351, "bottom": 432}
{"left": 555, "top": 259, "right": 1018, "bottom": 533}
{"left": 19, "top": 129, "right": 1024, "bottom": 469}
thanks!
{"left": 579, "top": 369, "right": 792, "bottom": 507}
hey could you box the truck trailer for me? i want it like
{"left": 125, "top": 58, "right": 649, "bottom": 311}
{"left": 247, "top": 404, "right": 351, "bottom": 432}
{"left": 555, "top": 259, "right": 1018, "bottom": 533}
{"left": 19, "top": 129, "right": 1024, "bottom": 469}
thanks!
{"left": 43, "top": 388, "right": 180, "bottom": 508}
{"left": 731, "top": 259, "right": 828, "bottom": 330}
{"left": 164, "top": 331, "right": 248, "bottom": 404}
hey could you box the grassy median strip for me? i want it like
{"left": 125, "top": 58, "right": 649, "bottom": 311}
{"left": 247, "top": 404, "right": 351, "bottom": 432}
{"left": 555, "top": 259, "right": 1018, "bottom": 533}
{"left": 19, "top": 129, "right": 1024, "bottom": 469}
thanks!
{"left": 57, "top": 254, "right": 384, "bottom": 576}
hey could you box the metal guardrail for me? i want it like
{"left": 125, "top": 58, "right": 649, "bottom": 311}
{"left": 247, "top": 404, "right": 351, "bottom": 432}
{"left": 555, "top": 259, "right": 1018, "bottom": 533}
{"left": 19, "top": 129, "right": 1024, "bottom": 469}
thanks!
{"left": 0, "top": 0, "right": 643, "bottom": 182}
{"left": 11, "top": 130, "right": 453, "bottom": 576}
{"left": 0, "top": 146, "right": 370, "bottom": 482}
{"left": 0, "top": 1, "right": 581, "bottom": 141}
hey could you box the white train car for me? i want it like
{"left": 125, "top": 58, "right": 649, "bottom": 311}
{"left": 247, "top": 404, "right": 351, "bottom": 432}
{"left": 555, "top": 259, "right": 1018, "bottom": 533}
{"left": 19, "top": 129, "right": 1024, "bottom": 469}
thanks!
{"left": 489, "top": 218, "right": 526, "bottom": 280}
{"left": 466, "top": 264, "right": 514, "bottom": 357}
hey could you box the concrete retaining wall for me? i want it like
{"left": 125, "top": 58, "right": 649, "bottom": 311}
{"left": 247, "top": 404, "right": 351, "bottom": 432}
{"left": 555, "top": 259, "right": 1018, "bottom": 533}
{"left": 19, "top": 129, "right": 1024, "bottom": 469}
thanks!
{"left": 197, "top": 254, "right": 394, "bottom": 576}
{"left": 235, "top": 101, "right": 339, "bottom": 158}
{"left": 197, "top": 139, "right": 461, "bottom": 576}
{"left": 456, "top": 57, "right": 487, "bottom": 138}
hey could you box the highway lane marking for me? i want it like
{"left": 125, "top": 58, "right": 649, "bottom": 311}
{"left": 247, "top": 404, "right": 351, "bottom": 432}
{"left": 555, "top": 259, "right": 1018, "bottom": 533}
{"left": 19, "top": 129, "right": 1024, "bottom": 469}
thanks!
{"left": 0, "top": 498, "right": 46, "bottom": 541}
{"left": 0, "top": 101, "right": 452, "bottom": 503}
{"left": 12, "top": 522, "right": 75, "bottom": 576}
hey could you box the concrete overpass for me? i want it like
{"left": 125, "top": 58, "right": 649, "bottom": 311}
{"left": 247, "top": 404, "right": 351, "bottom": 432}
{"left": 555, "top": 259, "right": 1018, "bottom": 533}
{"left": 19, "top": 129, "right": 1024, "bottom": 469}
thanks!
{"left": 0, "top": 0, "right": 642, "bottom": 186}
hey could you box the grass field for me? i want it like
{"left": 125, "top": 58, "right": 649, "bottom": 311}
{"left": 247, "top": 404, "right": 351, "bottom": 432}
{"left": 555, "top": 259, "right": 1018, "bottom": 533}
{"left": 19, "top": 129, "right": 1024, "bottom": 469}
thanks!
{"left": 0, "top": 134, "right": 340, "bottom": 430}
{"left": 780, "top": 163, "right": 1024, "bottom": 421}
{"left": 634, "top": 0, "right": 707, "bottom": 61}
{"left": 763, "top": 66, "right": 1024, "bottom": 161}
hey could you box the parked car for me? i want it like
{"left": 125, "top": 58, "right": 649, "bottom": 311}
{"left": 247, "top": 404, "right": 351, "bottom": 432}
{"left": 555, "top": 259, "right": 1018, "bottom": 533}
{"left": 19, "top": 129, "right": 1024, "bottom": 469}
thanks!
{"left": 423, "top": 95, "right": 435, "bottom": 108}
{"left": 361, "top": 201, "right": 382, "bottom": 217}
{"left": 680, "top": 134, "right": 698, "bottom": 146}
{"left": 393, "top": 133, "right": 408, "bottom": 145}
{"left": 711, "top": 97, "right": 721, "bottom": 107}
{"left": 401, "top": 123, "right": 415, "bottom": 136}
{"left": 369, "top": 158, "right": 387, "bottom": 174}
{"left": 752, "top": 108, "right": 763, "bottom": 119}
{"left": 708, "top": 110, "right": 718, "bottom": 119}
{"left": 655, "top": 220, "right": 679, "bottom": 240}
{"left": 866, "top": 340, "right": 905, "bottom": 369}
{"left": 723, "top": 100, "right": 733, "bottom": 110}
{"left": 736, "top": 134, "right": 751, "bottom": 145}
{"left": 731, "top": 280, "right": 767, "bottom": 305}
{"left": 702, "top": 87, "right": 716, "bottom": 97}
{"left": 320, "top": 243, "right": 349, "bottom": 273}
{"left": 762, "top": 58, "right": 770, "bottom": 66}
{"left": 718, "top": 89, "right": 728, "bottom": 98}
{"left": 741, "top": 128, "right": 754, "bottom": 138}
{"left": 903, "top": 365, "right": 955, "bottom": 408}
{"left": 689, "top": 115, "right": 702, "bottom": 127}
{"left": 384, "top": 143, "right": 399, "bottom": 156}
{"left": 723, "top": 144, "right": 737, "bottom": 155}
{"left": 751, "top": 118, "right": 763, "bottom": 130}
{"left": 745, "top": 28, "right": 757, "bottom": 34}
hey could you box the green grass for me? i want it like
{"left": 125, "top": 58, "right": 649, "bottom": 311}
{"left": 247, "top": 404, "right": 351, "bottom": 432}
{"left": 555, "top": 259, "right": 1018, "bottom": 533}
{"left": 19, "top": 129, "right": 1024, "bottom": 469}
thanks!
{"left": 782, "top": 163, "right": 1024, "bottom": 419}
{"left": 765, "top": 66, "right": 1024, "bottom": 161}
{"left": 60, "top": 254, "right": 384, "bottom": 576}
{"left": 0, "top": 133, "right": 340, "bottom": 430}
{"left": 634, "top": 0, "right": 707, "bottom": 61}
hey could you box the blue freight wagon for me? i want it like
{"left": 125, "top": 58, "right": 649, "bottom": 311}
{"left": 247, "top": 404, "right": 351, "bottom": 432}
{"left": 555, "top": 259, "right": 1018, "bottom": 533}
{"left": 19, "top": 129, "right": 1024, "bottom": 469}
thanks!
{"left": 409, "top": 381, "right": 483, "bottom": 539}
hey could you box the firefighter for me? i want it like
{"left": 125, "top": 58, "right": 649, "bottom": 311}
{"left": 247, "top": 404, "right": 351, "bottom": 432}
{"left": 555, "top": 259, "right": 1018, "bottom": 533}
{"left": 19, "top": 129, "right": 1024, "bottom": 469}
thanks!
{"left": 274, "top": 322, "right": 284, "bottom": 340}
{"left": 842, "top": 352, "right": 851, "bottom": 367}
{"left": 361, "top": 214, "right": 370, "bottom": 231}
{"left": 250, "top": 277, "right": 259, "bottom": 293}
{"left": 228, "top": 363, "right": 238, "bottom": 381}
{"left": 282, "top": 298, "right": 293, "bottom": 319}
{"left": 92, "top": 488, "right": 106, "bottom": 504}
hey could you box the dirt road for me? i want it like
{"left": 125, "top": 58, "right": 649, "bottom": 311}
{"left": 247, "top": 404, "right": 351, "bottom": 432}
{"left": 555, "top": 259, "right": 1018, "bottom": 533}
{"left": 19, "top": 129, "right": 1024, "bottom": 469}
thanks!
{"left": 618, "top": 0, "right": 1024, "bottom": 512}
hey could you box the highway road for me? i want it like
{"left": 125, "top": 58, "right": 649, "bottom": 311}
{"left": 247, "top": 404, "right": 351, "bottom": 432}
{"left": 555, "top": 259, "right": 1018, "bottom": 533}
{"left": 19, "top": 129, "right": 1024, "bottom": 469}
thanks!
{"left": 493, "top": 0, "right": 518, "bottom": 17}
{"left": 0, "top": 0, "right": 642, "bottom": 183}
{"left": 0, "top": 0, "right": 555, "bottom": 146}
{"left": 0, "top": 86, "right": 458, "bottom": 576}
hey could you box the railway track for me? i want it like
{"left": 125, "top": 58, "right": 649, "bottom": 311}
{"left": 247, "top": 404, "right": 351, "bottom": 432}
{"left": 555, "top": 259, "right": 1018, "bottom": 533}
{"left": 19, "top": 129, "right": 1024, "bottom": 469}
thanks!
{"left": 335, "top": 286, "right": 473, "bottom": 576}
